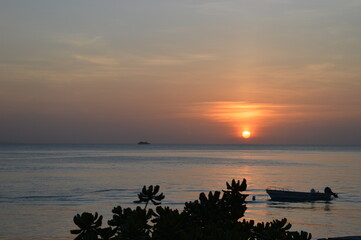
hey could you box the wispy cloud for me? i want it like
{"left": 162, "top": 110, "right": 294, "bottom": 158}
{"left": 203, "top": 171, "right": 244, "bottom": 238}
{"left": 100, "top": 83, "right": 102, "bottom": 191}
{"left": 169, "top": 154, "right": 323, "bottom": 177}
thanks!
{"left": 190, "top": 2, "right": 238, "bottom": 15}
{"left": 142, "top": 53, "right": 216, "bottom": 66}
{"left": 187, "top": 101, "right": 289, "bottom": 123}
{"left": 73, "top": 55, "right": 118, "bottom": 66}
{"left": 53, "top": 35, "right": 106, "bottom": 47}
{"left": 306, "top": 63, "right": 335, "bottom": 72}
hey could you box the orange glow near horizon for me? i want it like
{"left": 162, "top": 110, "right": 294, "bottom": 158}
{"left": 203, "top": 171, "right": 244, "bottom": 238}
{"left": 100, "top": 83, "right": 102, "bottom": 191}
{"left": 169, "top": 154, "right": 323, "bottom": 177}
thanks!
{"left": 201, "top": 102, "right": 272, "bottom": 138}
{"left": 191, "top": 101, "right": 288, "bottom": 140}
{"left": 186, "top": 101, "right": 341, "bottom": 142}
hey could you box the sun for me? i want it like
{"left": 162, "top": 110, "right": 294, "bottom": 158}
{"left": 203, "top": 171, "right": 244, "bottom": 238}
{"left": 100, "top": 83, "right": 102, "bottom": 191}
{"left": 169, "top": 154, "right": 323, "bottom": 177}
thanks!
{"left": 242, "top": 131, "right": 251, "bottom": 139}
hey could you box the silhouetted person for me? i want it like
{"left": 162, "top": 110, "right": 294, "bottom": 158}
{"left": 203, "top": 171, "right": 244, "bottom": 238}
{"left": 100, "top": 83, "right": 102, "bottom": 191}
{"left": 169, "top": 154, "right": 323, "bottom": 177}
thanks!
{"left": 324, "top": 187, "right": 338, "bottom": 198}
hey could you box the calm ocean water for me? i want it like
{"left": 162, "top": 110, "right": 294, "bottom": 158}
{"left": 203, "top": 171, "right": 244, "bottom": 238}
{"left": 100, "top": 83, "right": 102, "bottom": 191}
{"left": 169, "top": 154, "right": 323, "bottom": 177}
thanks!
{"left": 0, "top": 144, "right": 360, "bottom": 239}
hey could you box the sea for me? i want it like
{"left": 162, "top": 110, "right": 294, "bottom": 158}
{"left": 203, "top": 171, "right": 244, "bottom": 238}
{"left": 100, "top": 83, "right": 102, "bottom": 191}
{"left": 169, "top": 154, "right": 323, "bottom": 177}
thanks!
{"left": 0, "top": 144, "right": 360, "bottom": 239}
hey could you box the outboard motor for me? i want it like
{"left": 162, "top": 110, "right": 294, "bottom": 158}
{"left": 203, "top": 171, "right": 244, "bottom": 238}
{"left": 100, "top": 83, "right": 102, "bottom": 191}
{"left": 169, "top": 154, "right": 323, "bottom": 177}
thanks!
{"left": 324, "top": 187, "right": 338, "bottom": 198}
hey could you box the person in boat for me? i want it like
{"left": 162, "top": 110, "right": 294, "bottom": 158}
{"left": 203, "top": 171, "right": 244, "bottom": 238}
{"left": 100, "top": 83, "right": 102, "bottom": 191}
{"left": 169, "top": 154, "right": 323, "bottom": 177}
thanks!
{"left": 324, "top": 187, "right": 338, "bottom": 198}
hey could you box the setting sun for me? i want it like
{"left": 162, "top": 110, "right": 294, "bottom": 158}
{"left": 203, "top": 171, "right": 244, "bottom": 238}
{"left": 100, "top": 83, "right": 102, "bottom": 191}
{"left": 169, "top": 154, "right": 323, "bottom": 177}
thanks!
{"left": 242, "top": 131, "right": 251, "bottom": 139}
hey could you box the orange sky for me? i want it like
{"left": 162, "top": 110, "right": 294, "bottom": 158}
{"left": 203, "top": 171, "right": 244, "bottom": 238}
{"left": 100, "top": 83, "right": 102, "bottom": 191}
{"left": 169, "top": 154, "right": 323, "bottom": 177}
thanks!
{"left": 1, "top": 1, "right": 361, "bottom": 144}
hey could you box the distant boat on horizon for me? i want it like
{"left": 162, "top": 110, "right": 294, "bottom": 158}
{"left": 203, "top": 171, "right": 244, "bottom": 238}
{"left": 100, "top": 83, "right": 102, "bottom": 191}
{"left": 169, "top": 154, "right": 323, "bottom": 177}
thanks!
{"left": 138, "top": 141, "right": 150, "bottom": 145}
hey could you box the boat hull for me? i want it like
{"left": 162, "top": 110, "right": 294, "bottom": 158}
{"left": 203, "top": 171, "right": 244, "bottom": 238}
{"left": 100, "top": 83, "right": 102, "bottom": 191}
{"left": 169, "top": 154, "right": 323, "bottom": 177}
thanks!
{"left": 266, "top": 189, "right": 332, "bottom": 201}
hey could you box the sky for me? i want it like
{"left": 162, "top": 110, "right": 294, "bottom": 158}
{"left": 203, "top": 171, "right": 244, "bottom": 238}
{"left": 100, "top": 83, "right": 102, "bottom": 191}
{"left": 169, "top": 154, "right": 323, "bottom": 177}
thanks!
{"left": 1, "top": 0, "right": 361, "bottom": 144}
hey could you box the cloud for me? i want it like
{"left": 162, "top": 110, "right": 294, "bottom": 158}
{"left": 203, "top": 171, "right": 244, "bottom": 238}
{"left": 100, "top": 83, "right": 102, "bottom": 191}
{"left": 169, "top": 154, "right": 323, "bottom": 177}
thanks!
{"left": 73, "top": 55, "right": 118, "bottom": 66}
{"left": 190, "top": 2, "right": 238, "bottom": 15}
{"left": 187, "top": 101, "right": 289, "bottom": 123}
{"left": 53, "top": 35, "right": 106, "bottom": 47}
{"left": 142, "top": 53, "right": 216, "bottom": 66}
{"left": 305, "top": 63, "right": 335, "bottom": 72}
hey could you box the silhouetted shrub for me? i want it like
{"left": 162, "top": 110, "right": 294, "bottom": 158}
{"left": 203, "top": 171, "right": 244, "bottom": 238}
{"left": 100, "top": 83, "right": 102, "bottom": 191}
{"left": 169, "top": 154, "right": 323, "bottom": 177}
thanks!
{"left": 71, "top": 179, "right": 312, "bottom": 240}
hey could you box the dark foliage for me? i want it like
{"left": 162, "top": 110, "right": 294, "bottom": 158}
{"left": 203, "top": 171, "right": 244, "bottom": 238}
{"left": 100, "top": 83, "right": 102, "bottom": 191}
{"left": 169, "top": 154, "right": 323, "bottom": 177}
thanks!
{"left": 70, "top": 212, "right": 103, "bottom": 240}
{"left": 134, "top": 185, "right": 165, "bottom": 209}
{"left": 108, "top": 206, "right": 153, "bottom": 240}
{"left": 71, "top": 180, "right": 312, "bottom": 240}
